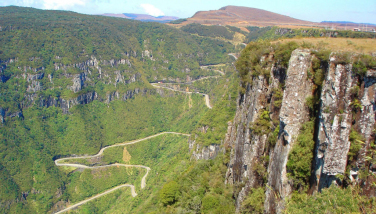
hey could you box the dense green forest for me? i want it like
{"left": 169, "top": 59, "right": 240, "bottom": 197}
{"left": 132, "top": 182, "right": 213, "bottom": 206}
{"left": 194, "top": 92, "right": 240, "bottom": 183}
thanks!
{"left": 0, "top": 6, "right": 235, "bottom": 114}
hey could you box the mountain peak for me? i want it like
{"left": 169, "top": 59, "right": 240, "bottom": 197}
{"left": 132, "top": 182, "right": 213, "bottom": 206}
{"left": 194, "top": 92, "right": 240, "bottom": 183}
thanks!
{"left": 184, "top": 6, "right": 314, "bottom": 27}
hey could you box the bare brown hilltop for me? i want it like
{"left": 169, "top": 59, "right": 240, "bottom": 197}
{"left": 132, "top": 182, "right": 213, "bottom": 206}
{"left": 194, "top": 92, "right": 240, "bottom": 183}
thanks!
{"left": 171, "top": 6, "right": 320, "bottom": 28}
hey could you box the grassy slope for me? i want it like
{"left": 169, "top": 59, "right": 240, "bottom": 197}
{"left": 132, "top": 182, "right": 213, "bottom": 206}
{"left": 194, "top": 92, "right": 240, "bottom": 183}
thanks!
{"left": 272, "top": 37, "right": 376, "bottom": 54}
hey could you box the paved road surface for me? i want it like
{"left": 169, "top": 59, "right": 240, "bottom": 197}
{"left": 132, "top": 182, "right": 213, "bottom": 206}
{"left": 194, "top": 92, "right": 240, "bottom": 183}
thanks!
{"left": 199, "top": 66, "right": 225, "bottom": 76}
{"left": 54, "top": 132, "right": 190, "bottom": 213}
{"left": 228, "top": 53, "right": 238, "bottom": 60}
{"left": 54, "top": 184, "right": 137, "bottom": 214}
{"left": 151, "top": 84, "right": 212, "bottom": 109}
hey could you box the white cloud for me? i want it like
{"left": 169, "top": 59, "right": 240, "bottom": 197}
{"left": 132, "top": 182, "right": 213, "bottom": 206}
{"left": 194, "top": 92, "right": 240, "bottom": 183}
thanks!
{"left": 42, "top": 0, "right": 88, "bottom": 10}
{"left": 140, "top": 3, "right": 165, "bottom": 17}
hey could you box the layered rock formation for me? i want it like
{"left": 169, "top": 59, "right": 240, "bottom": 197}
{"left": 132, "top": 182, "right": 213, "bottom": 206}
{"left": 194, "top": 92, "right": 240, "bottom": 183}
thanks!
{"left": 312, "top": 59, "right": 354, "bottom": 190}
{"left": 222, "top": 48, "right": 376, "bottom": 213}
{"left": 265, "top": 50, "right": 313, "bottom": 213}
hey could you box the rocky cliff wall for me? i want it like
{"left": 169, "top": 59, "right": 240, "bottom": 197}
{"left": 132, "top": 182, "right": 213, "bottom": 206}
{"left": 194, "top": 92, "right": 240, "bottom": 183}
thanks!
{"left": 225, "top": 48, "right": 376, "bottom": 213}
{"left": 224, "top": 73, "right": 269, "bottom": 210}
{"left": 312, "top": 59, "right": 354, "bottom": 190}
{"left": 0, "top": 88, "right": 167, "bottom": 123}
{"left": 265, "top": 50, "right": 313, "bottom": 213}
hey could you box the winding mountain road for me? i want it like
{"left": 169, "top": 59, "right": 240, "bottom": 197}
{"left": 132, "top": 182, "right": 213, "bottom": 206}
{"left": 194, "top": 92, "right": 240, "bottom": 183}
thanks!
{"left": 157, "top": 75, "right": 221, "bottom": 85}
{"left": 151, "top": 83, "right": 212, "bottom": 109}
{"left": 54, "top": 132, "right": 190, "bottom": 214}
{"left": 228, "top": 53, "right": 238, "bottom": 60}
{"left": 199, "top": 66, "right": 225, "bottom": 76}
{"left": 189, "top": 75, "right": 221, "bottom": 83}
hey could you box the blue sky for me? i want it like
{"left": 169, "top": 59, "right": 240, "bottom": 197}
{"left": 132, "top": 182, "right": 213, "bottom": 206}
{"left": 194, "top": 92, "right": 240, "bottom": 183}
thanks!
{"left": 1, "top": 0, "right": 375, "bottom": 23}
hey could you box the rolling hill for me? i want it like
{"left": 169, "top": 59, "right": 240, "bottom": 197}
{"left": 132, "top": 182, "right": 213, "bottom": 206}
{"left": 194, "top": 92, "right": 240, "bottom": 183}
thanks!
{"left": 170, "top": 5, "right": 318, "bottom": 28}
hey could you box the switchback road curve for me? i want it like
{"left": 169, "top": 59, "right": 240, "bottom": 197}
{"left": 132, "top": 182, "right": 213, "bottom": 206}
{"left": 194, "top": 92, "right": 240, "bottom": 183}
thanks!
{"left": 54, "top": 132, "right": 190, "bottom": 214}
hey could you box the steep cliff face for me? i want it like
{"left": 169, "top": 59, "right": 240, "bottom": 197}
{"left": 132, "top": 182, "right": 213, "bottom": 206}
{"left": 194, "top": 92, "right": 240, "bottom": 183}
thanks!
{"left": 359, "top": 70, "right": 376, "bottom": 166}
{"left": 37, "top": 88, "right": 160, "bottom": 114}
{"left": 265, "top": 50, "right": 313, "bottom": 213}
{"left": 226, "top": 46, "right": 376, "bottom": 213}
{"left": 312, "top": 60, "right": 354, "bottom": 190}
{"left": 312, "top": 63, "right": 376, "bottom": 192}
{"left": 224, "top": 73, "right": 269, "bottom": 210}
{"left": 224, "top": 49, "right": 313, "bottom": 212}
{"left": 0, "top": 55, "right": 148, "bottom": 123}
{"left": 0, "top": 50, "right": 222, "bottom": 123}
{"left": 359, "top": 70, "right": 376, "bottom": 197}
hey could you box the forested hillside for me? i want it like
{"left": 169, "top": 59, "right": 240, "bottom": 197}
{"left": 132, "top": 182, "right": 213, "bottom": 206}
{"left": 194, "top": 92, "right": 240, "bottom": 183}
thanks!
{"left": 0, "top": 6, "right": 235, "bottom": 116}
{"left": 0, "top": 6, "right": 237, "bottom": 213}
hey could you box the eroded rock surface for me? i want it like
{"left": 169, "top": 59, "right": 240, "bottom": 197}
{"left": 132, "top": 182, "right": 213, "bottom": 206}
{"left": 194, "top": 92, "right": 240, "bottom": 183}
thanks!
{"left": 265, "top": 49, "right": 313, "bottom": 213}
{"left": 312, "top": 61, "right": 354, "bottom": 191}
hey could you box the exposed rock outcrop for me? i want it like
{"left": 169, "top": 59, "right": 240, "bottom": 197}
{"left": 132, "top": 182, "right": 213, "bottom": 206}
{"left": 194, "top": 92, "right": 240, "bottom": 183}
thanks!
{"left": 224, "top": 73, "right": 269, "bottom": 211}
{"left": 69, "top": 72, "right": 88, "bottom": 93}
{"left": 189, "top": 137, "right": 222, "bottom": 160}
{"left": 0, "top": 107, "right": 5, "bottom": 123}
{"left": 224, "top": 49, "right": 313, "bottom": 213}
{"left": 0, "top": 107, "right": 23, "bottom": 124}
{"left": 265, "top": 50, "right": 313, "bottom": 213}
{"left": 226, "top": 47, "right": 376, "bottom": 213}
{"left": 357, "top": 70, "right": 376, "bottom": 171}
{"left": 312, "top": 60, "right": 354, "bottom": 191}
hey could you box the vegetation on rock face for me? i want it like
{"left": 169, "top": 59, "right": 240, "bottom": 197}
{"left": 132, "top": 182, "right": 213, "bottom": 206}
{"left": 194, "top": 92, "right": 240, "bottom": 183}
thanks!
{"left": 241, "top": 187, "right": 265, "bottom": 214}
{"left": 273, "top": 41, "right": 299, "bottom": 67}
{"left": 348, "top": 129, "right": 365, "bottom": 162}
{"left": 287, "top": 186, "right": 361, "bottom": 213}
{"left": 233, "top": 38, "right": 376, "bottom": 214}
{"left": 251, "top": 110, "right": 272, "bottom": 136}
{"left": 286, "top": 121, "right": 315, "bottom": 189}
{"left": 272, "top": 87, "right": 283, "bottom": 108}
{"left": 236, "top": 41, "right": 271, "bottom": 92}
{"left": 352, "top": 54, "right": 376, "bottom": 76}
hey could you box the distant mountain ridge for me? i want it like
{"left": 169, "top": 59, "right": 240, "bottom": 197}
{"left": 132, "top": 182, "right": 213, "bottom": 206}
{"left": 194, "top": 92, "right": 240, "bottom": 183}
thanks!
{"left": 322, "top": 21, "right": 376, "bottom": 26}
{"left": 171, "top": 5, "right": 316, "bottom": 27}
{"left": 101, "top": 13, "right": 179, "bottom": 23}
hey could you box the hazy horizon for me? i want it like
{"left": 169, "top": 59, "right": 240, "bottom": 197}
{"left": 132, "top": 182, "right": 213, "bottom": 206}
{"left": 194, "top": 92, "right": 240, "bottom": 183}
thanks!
{"left": 1, "top": 0, "right": 375, "bottom": 24}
